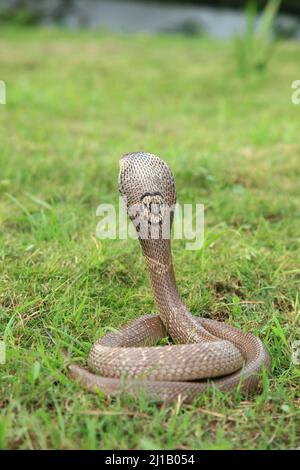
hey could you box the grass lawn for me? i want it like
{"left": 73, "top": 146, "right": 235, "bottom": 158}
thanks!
{"left": 0, "top": 27, "right": 299, "bottom": 450}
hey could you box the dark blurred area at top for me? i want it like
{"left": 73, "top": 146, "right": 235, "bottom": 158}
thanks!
{"left": 143, "top": 1, "right": 299, "bottom": 16}
{"left": 0, "top": 1, "right": 299, "bottom": 39}
{"left": 1, "top": 0, "right": 299, "bottom": 17}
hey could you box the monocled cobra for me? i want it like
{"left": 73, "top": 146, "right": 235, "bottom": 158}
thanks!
{"left": 69, "top": 152, "right": 271, "bottom": 403}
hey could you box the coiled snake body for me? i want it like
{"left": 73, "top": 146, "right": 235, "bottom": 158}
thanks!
{"left": 69, "top": 152, "right": 271, "bottom": 403}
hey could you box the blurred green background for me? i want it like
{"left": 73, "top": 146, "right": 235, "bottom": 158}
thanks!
{"left": 0, "top": 0, "right": 299, "bottom": 451}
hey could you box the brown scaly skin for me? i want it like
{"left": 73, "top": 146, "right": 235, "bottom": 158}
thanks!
{"left": 68, "top": 152, "right": 271, "bottom": 403}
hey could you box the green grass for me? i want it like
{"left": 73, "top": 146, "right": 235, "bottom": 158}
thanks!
{"left": 234, "top": 0, "right": 282, "bottom": 76}
{"left": 0, "top": 27, "right": 299, "bottom": 450}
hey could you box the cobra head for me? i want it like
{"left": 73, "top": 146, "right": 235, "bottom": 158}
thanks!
{"left": 119, "top": 152, "right": 176, "bottom": 244}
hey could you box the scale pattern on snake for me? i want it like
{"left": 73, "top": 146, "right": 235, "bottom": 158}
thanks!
{"left": 69, "top": 152, "right": 271, "bottom": 403}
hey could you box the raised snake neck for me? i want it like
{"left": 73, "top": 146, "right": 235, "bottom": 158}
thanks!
{"left": 69, "top": 152, "right": 271, "bottom": 403}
